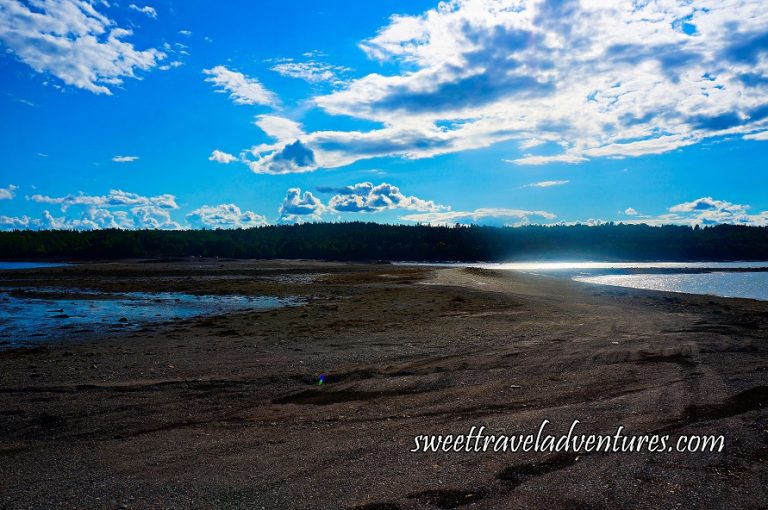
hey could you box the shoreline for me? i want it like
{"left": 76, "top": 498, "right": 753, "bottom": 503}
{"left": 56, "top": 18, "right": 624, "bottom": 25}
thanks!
{"left": 1, "top": 260, "right": 767, "bottom": 508}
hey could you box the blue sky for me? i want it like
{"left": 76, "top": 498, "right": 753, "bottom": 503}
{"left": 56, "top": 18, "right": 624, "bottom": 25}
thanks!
{"left": 1, "top": 0, "right": 767, "bottom": 230}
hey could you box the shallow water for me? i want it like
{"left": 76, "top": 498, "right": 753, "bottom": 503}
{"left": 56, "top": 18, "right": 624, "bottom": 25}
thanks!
{"left": 408, "top": 261, "right": 768, "bottom": 271}
{"left": 574, "top": 272, "right": 768, "bottom": 301}
{"left": 0, "top": 288, "right": 298, "bottom": 348}
{"left": 0, "top": 261, "right": 68, "bottom": 270}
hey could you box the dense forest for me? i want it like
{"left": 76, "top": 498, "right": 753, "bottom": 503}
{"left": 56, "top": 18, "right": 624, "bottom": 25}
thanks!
{"left": 1, "top": 223, "right": 767, "bottom": 262}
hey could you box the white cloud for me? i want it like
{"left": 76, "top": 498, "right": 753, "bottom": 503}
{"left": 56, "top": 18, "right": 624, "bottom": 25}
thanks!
{"left": 278, "top": 188, "right": 325, "bottom": 223}
{"left": 112, "top": 155, "right": 139, "bottom": 163}
{"left": 227, "top": 0, "right": 768, "bottom": 172}
{"left": 744, "top": 131, "right": 768, "bottom": 141}
{"left": 28, "top": 189, "right": 178, "bottom": 212}
{"left": 254, "top": 115, "right": 304, "bottom": 141}
{"left": 0, "top": 0, "right": 164, "bottom": 94}
{"left": 21, "top": 205, "right": 181, "bottom": 231}
{"left": 128, "top": 4, "right": 157, "bottom": 19}
{"left": 246, "top": 139, "right": 316, "bottom": 174}
{"left": 401, "top": 208, "right": 557, "bottom": 226}
{"left": 582, "top": 136, "right": 697, "bottom": 159}
{"left": 203, "top": 66, "right": 278, "bottom": 106}
{"left": 270, "top": 60, "right": 350, "bottom": 86}
{"left": 624, "top": 207, "right": 638, "bottom": 216}
{"left": 187, "top": 204, "right": 268, "bottom": 229}
{"left": 324, "top": 182, "right": 447, "bottom": 213}
{"left": 158, "top": 60, "right": 183, "bottom": 71}
{"left": 209, "top": 149, "right": 238, "bottom": 164}
{"left": 626, "top": 197, "right": 768, "bottom": 226}
{"left": 178, "top": 29, "right": 192, "bottom": 36}
{"left": 0, "top": 184, "right": 18, "bottom": 200}
{"left": 131, "top": 205, "right": 182, "bottom": 229}
{"left": 525, "top": 180, "right": 569, "bottom": 188}
{"left": 0, "top": 214, "right": 29, "bottom": 229}
{"left": 508, "top": 155, "right": 587, "bottom": 166}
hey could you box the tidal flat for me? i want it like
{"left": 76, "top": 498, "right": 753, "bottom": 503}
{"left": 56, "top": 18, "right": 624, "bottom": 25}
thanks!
{"left": 0, "top": 259, "right": 766, "bottom": 509}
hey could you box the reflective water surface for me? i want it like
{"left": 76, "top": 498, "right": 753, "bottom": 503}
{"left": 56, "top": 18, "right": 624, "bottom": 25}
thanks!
{"left": 446, "top": 261, "right": 768, "bottom": 271}
{"left": 0, "top": 262, "right": 69, "bottom": 270}
{"left": 0, "top": 288, "right": 299, "bottom": 348}
{"left": 573, "top": 272, "right": 768, "bottom": 301}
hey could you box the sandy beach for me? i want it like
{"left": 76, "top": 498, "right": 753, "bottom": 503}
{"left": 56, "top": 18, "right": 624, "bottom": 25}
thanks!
{"left": 1, "top": 260, "right": 766, "bottom": 509}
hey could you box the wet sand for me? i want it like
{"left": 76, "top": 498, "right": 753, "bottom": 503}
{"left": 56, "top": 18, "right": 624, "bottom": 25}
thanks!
{"left": 0, "top": 260, "right": 766, "bottom": 509}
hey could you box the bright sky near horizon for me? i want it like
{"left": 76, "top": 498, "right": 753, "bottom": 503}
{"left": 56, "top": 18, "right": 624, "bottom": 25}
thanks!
{"left": 1, "top": 0, "right": 767, "bottom": 230}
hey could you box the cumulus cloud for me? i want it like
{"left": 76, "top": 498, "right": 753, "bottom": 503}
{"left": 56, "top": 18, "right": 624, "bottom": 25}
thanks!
{"left": 525, "top": 180, "right": 569, "bottom": 188}
{"left": 112, "top": 155, "right": 139, "bottom": 163}
{"left": 203, "top": 65, "right": 279, "bottom": 106}
{"left": 226, "top": 0, "right": 768, "bottom": 172}
{"left": 0, "top": 184, "right": 18, "bottom": 200}
{"left": 247, "top": 140, "right": 316, "bottom": 174}
{"left": 209, "top": 149, "right": 238, "bottom": 164}
{"left": 1, "top": 188, "right": 190, "bottom": 231}
{"left": 323, "top": 182, "right": 447, "bottom": 213}
{"left": 187, "top": 204, "right": 268, "bottom": 229}
{"left": 128, "top": 4, "right": 157, "bottom": 18}
{"left": 401, "top": 208, "right": 557, "bottom": 226}
{"left": 28, "top": 189, "right": 178, "bottom": 212}
{"left": 624, "top": 207, "right": 638, "bottom": 216}
{"left": 6, "top": 205, "right": 181, "bottom": 231}
{"left": 627, "top": 197, "right": 768, "bottom": 226}
{"left": 270, "top": 60, "right": 350, "bottom": 86}
{"left": 0, "top": 0, "right": 164, "bottom": 94}
{"left": 131, "top": 205, "right": 181, "bottom": 229}
{"left": 278, "top": 188, "right": 324, "bottom": 223}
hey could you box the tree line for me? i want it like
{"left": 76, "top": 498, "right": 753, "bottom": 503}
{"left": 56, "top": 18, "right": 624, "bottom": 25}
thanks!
{"left": 1, "top": 222, "right": 767, "bottom": 261}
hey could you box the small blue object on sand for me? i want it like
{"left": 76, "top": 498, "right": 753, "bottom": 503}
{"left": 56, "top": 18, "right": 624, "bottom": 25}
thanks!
{"left": 318, "top": 374, "right": 326, "bottom": 385}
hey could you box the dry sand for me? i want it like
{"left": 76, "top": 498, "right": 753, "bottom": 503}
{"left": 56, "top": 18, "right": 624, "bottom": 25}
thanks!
{"left": 0, "top": 260, "right": 766, "bottom": 509}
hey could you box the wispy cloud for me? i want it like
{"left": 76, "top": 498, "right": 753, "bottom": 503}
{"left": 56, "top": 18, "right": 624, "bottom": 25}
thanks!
{"left": 254, "top": 116, "right": 304, "bottom": 141}
{"left": 112, "top": 155, "right": 139, "bottom": 163}
{"left": 508, "top": 155, "right": 587, "bottom": 166}
{"left": 203, "top": 66, "right": 279, "bottom": 106}
{"left": 0, "top": 0, "right": 164, "bottom": 94}
{"left": 744, "top": 131, "right": 768, "bottom": 141}
{"left": 401, "top": 208, "right": 557, "bottom": 226}
{"left": 525, "top": 180, "right": 569, "bottom": 188}
{"left": 0, "top": 215, "right": 30, "bottom": 229}
{"left": 128, "top": 4, "right": 157, "bottom": 19}
{"left": 270, "top": 60, "right": 350, "bottom": 86}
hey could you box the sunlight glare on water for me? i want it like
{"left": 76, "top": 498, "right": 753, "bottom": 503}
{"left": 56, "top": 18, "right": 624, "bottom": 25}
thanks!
{"left": 573, "top": 272, "right": 768, "bottom": 301}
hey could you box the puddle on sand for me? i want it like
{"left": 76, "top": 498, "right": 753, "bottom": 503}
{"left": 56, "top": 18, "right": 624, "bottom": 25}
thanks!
{"left": 0, "top": 288, "right": 300, "bottom": 348}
